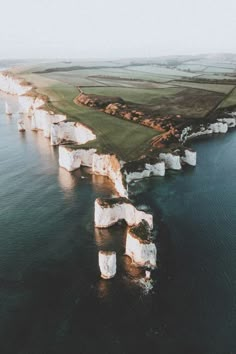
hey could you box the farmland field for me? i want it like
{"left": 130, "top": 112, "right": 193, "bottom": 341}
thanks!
{"left": 9, "top": 54, "right": 236, "bottom": 158}
{"left": 218, "top": 87, "right": 236, "bottom": 109}
{"left": 83, "top": 86, "right": 184, "bottom": 105}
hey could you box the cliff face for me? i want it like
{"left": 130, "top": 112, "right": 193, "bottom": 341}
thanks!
{"left": 125, "top": 220, "right": 156, "bottom": 268}
{"left": 92, "top": 153, "right": 127, "bottom": 198}
{"left": 122, "top": 158, "right": 165, "bottom": 183}
{"left": 218, "top": 117, "right": 236, "bottom": 128}
{"left": 180, "top": 121, "right": 230, "bottom": 142}
{"left": 181, "top": 149, "right": 197, "bottom": 166}
{"left": 31, "top": 109, "right": 66, "bottom": 138}
{"left": 51, "top": 121, "right": 96, "bottom": 145}
{"left": 0, "top": 73, "right": 32, "bottom": 95}
{"left": 18, "top": 96, "right": 45, "bottom": 115}
{"left": 94, "top": 198, "right": 153, "bottom": 229}
{"left": 159, "top": 152, "right": 182, "bottom": 170}
{"left": 98, "top": 251, "right": 116, "bottom": 279}
{"left": 126, "top": 230, "right": 156, "bottom": 268}
{"left": 59, "top": 147, "right": 127, "bottom": 197}
{"left": 59, "top": 146, "right": 96, "bottom": 171}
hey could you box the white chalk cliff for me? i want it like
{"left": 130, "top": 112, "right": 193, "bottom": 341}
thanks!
{"left": 94, "top": 198, "right": 153, "bottom": 229}
{"left": 18, "top": 95, "right": 45, "bottom": 115}
{"left": 125, "top": 221, "right": 157, "bottom": 268}
{"left": 209, "top": 122, "right": 228, "bottom": 134}
{"left": 159, "top": 152, "right": 182, "bottom": 170}
{"left": 180, "top": 121, "right": 229, "bottom": 143}
{"left": 92, "top": 153, "right": 127, "bottom": 198}
{"left": 5, "top": 102, "right": 12, "bottom": 115}
{"left": 98, "top": 251, "right": 116, "bottom": 279}
{"left": 17, "top": 114, "right": 25, "bottom": 132}
{"left": 217, "top": 117, "right": 236, "bottom": 128}
{"left": 51, "top": 121, "right": 96, "bottom": 145}
{"left": 181, "top": 149, "right": 197, "bottom": 166}
{"left": 59, "top": 145, "right": 96, "bottom": 171}
{"left": 32, "top": 109, "right": 66, "bottom": 138}
{"left": 59, "top": 147, "right": 127, "bottom": 197}
{"left": 0, "top": 73, "right": 32, "bottom": 95}
{"left": 122, "top": 159, "right": 165, "bottom": 183}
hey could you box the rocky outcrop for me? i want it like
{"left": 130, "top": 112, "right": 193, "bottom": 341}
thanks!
{"left": 122, "top": 157, "right": 165, "bottom": 183}
{"left": 32, "top": 109, "right": 66, "bottom": 138}
{"left": 125, "top": 220, "right": 157, "bottom": 268}
{"left": 217, "top": 117, "right": 236, "bottom": 128}
{"left": 181, "top": 149, "right": 197, "bottom": 166}
{"left": 0, "top": 73, "right": 67, "bottom": 139}
{"left": 59, "top": 147, "right": 127, "bottom": 197}
{"left": 59, "top": 145, "right": 96, "bottom": 171}
{"left": 51, "top": 121, "right": 96, "bottom": 145}
{"left": 94, "top": 197, "right": 153, "bottom": 229}
{"left": 5, "top": 102, "right": 12, "bottom": 115}
{"left": 0, "top": 73, "right": 32, "bottom": 95}
{"left": 180, "top": 122, "right": 229, "bottom": 143}
{"left": 98, "top": 251, "right": 116, "bottom": 279}
{"left": 92, "top": 153, "right": 127, "bottom": 197}
{"left": 18, "top": 95, "right": 45, "bottom": 115}
{"left": 17, "top": 114, "right": 25, "bottom": 132}
{"left": 159, "top": 152, "right": 182, "bottom": 170}
{"left": 209, "top": 122, "right": 228, "bottom": 134}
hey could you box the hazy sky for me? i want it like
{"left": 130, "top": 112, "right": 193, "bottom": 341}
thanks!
{"left": 0, "top": 0, "right": 236, "bottom": 59}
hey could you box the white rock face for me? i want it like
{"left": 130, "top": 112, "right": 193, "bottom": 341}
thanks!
{"left": 92, "top": 153, "right": 127, "bottom": 198}
{"left": 209, "top": 122, "right": 228, "bottom": 133}
{"left": 181, "top": 149, "right": 197, "bottom": 166}
{"left": 98, "top": 251, "right": 116, "bottom": 279}
{"left": 58, "top": 147, "right": 127, "bottom": 197}
{"left": 5, "top": 102, "right": 12, "bottom": 115}
{"left": 0, "top": 73, "right": 32, "bottom": 95}
{"left": 124, "top": 161, "right": 165, "bottom": 183}
{"left": 33, "top": 109, "right": 66, "bottom": 138}
{"left": 94, "top": 198, "right": 153, "bottom": 229}
{"left": 59, "top": 145, "right": 96, "bottom": 171}
{"left": 217, "top": 118, "right": 236, "bottom": 128}
{"left": 51, "top": 121, "right": 96, "bottom": 145}
{"left": 159, "top": 153, "right": 182, "bottom": 170}
{"left": 17, "top": 116, "right": 25, "bottom": 132}
{"left": 126, "top": 230, "right": 157, "bottom": 268}
{"left": 180, "top": 122, "right": 229, "bottom": 143}
{"left": 181, "top": 126, "right": 213, "bottom": 142}
{"left": 18, "top": 96, "right": 45, "bottom": 115}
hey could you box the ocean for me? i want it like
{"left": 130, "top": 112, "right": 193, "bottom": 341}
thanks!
{"left": 0, "top": 91, "right": 235, "bottom": 354}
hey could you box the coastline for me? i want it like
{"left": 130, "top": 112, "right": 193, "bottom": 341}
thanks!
{"left": 1, "top": 70, "right": 236, "bottom": 279}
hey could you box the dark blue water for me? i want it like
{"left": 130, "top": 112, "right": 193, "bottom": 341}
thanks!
{"left": 0, "top": 92, "right": 235, "bottom": 354}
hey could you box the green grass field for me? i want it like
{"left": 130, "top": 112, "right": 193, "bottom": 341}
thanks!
{"left": 18, "top": 77, "right": 158, "bottom": 160}
{"left": 218, "top": 87, "right": 236, "bottom": 109}
{"left": 10, "top": 55, "right": 236, "bottom": 159}
{"left": 171, "top": 80, "right": 234, "bottom": 94}
{"left": 83, "top": 86, "right": 184, "bottom": 105}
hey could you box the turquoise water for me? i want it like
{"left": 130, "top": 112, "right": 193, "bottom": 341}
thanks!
{"left": 0, "top": 91, "right": 235, "bottom": 354}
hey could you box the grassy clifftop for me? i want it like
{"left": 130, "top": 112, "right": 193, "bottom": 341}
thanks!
{"left": 10, "top": 55, "right": 236, "bottom": 158}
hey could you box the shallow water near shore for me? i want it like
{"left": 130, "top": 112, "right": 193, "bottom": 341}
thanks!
{"left": 0, "top": 92, "right": 235, "bottom": 354}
